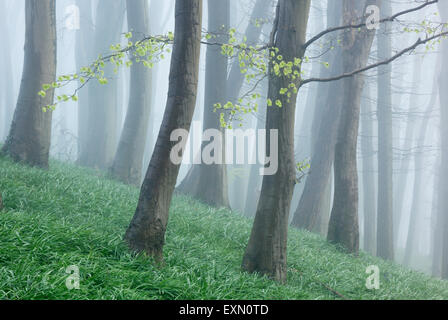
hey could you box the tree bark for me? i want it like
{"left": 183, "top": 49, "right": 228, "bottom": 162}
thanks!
{"left": 1, "top": 0, "right": 57, "bottom": 169}
{"left": 124, "top": 0, "right": 202, "bottom": 261}
{"left": 242, "top": 0, "right": 310, "bottom": 283}
{"left": 176, "top": 0, "right": 230, "bottom": 207}
{"left": 110, "top": 0, "right": 153, "bottom": 186}
{"left": 376, "top": 0, "right": 394, "bottom": 261}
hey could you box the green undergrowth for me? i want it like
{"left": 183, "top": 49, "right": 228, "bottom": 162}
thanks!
{"left": 1, "top": 156, "right": 447, "bottom": 300}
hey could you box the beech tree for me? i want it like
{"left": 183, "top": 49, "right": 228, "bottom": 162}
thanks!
{"left": 1, "top": 0, "right": 57, "bottom": 168}
{"left": 437, "top": 0, "right": 448, "bottom": 279}
{"left": 110, "top": 0, "right": 153, "bottom": 186}
{"left": 291, "top": 0, "right": 343, "bottom": 231}
{"left": 242, "top": 0, "right": 311, "bottom": 282}
{"left": 327, "top": 0, "right": 379, "bottom": 254}
{"left": 75, "top": 0, "right": 94, "bottom": 167}
{"left": 124, "top": 0, "right": 203, "bottom": 261}
{"left": 360, "top": 83, "right": 377, "bottom": 255}
{"left": 77, "top": 0, "right": 125, "bottom": 170}
{"left": 376, "top": 0, "right": 394, "bottom": 260}
{"left": 176, "top": 0, "right": 230, "bottom": 207}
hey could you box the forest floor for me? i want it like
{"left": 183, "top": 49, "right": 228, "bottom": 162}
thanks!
{"left": 1, "top": 156, "right": 448, "bottom": 300}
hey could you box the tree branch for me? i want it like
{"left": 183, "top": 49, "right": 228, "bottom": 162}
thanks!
{"left": 302, "top": 0, "right": 438, "bottom": 50}
{"left": 300, "top": 30, "right": 448, "bottom": 87}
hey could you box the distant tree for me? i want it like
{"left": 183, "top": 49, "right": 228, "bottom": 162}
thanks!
{"left": 124, "top": 0, "right": 203, "bottom": 261}
{"left": 0, "top": 1, "right": 16, "bottom": 141}
{"left": 291, "top": 0, "right": 343, "bottom": 231}
{"left": 376, "top": 0, "right": 394, "bottom": 261}
{"left": 77, "top": 0, "right": 125, "bottom": 170}
{"left": 176, "top": 0, "right": 230, "bottom": 207}
{"left": 75, "top": 0, "right": 94, "bottom": 167}
{"left": 437, "top": 0, "right": 448, "bottom": 279}
{"left": 1, "top": 0, "right": 57, "bottom": 168}
{"left": 327, "top": 0, "right": 379, "bottom": 254}
{"left": 403, "top": 69, "right": 438, "bottom": 266}
{"left": 360, "top": 82, "right": 377, "bottom": 255}
{"left": 110, "top": 0, "right": 153, "bottom": 186}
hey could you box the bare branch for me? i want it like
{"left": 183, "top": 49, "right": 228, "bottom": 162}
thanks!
{"left": 302, "top": 0, "right": 438, "bottom": 50}
{"left": 300, "top": 31, "right": 448, "bottom": 87}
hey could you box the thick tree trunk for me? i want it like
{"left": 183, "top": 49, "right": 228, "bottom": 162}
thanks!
{"left": 242, "top": 0, "right": 310, "bottom": 283}
{"left": 176, "top": 0, "right": 230, "bottom": 207}
{"left": 291, "top": 0, "right": 344, "bottom": 231}
{"left": 124, "top": 0, "right": 202, "bottom": 261}
{"left": 360, "top": 83, "right": 377, "bottom": 255}
{"left": 77, "top": 0, "right": 125, "bottom": 170}
{"left": 1, "top": 0, "right": 57, "bottom": 169}
{"left": 110, "top": 0, "right": 153, "bottom": 186}
{"left": 327, "top": 0, "right": 378, "bottom": 254}
{"left": 376, "top": 0, "right": 394, "bottom": 261}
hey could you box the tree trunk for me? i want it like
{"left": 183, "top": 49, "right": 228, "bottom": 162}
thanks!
{"left": 376, "top": 0, "right": 394, "bottom": 261}
{"left": 438, "top": 0, "right": 448, "bottom": 280}
{"left": 176, "top": 0, "right": 230, "bottom": 207}
{"left": 77, "top": 0, "right": 125, "bottom": 170}
{"left": 75, "top": 0, "right": 94, "bottom": 166}
{"left": 393, "top": 58, "right": 421, "bottom": 245}
{"left": 403, "top": 80, "right": 437, "bottom": 266}
{"left": 124, "top": 0, "right": 202, "bottom": 261}
{"left": 0, "top": 1, "right": 16, "bottom": 142}
{"left": 360, "top": 83, "right": 377, "bottom": 255}
{"left": 242, "top": 0, "right": 310, "bottom": 283}
{"left": 327, "top": 0, "right": 378, "bottom": 254}
{"left": 291, "top": 0, "right": 344, "bottom": 231}
{"left": 110, "top": 0, "right": 153, "bottom": 186}
{"left": 1, "top": 0, "right": 57, "bottom": 169}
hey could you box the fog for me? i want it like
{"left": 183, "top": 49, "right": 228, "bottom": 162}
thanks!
{"left": 1, "top": 0, "right": 447, "bottom": 279}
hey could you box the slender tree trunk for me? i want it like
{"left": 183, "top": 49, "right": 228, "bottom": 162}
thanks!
{"left": 291, "top": 0, "right": 344, "bottom": 231}
{"left": 376, "top": 0, "right": 394, "bottom": 261}
{"left": 438, "top": 0, "right": 448, "bottom": 280}
{"left": 360, "top": 83, "right": 377, "bottom": 255}
{"left": 403, "top": 82, "right": 437, "bottom": 266}
{"left": 124, "top": 0, "right": 202, "bottom": 261}
{"left": 0, "top": 1, "right": 15, "bottom": 141}
{"left": 176, "top": 0, "right": 230, "bottom": 207}
{"left": 75, "top": 0, "right": 94, "bottom": 165}
{"left": 78, "top": 0, "right": 125, "bottom": 170}
{"left": 1, "top": 0, "right": 57, "bottom": 169}
{"left": 110, "top": 0, "right": 153, "bottom": 186}
{"left": 227, "top": 0, "right": 273, "bottom": 212}
{"left": 393, "top": 58, "right": 421, "bottom": 244}
{"left": 242, "top": 0, "right": 311, "bottom": 283}
{"left": 327, "top": 0, "right": 378, "bottom": 254}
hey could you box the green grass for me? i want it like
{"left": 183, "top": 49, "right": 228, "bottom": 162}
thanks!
{"left": 1, "top": 156, "right": 448, "bottom": 300}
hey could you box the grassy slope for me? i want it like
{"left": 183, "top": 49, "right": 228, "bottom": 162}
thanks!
{"left": 1, "top": 156, "right": 448, "bottom": 300}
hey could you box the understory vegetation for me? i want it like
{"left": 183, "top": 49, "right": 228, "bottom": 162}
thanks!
{"left": 1, "top": 156, "right": 447, "bottom": 300}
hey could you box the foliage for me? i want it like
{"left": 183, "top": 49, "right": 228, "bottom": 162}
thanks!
{"left": 1, "top": 157, "right": 448, "bottom": 300}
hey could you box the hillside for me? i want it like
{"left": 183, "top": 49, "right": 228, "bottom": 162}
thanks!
{"left": 1, "top": 156, "right": 448, "bottom": 300}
